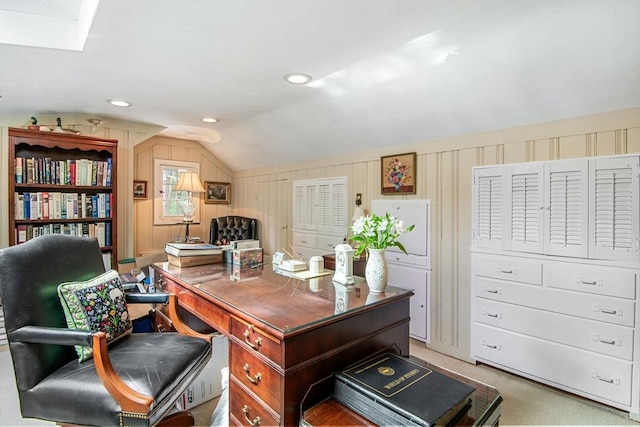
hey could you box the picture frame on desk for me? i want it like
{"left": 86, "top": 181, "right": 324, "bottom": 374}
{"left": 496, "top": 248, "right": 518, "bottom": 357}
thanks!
{"left": 133, "top": 180, "right": 147, "bottom": 199}
{"left": 205, "top": 181, "right": 231, "bottom": 204}
{"left": 381, "top": 152, "right": 416, "bottom": 195}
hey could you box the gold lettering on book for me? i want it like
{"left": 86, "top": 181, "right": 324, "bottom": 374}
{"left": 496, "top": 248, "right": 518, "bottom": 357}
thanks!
{"left": 383, "top": 368, "right": 420, "bottom": 390}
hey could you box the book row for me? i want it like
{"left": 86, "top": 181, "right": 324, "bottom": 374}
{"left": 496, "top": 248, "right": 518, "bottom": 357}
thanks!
{"left": 14, "top": 192, "right": 113, "bottom": 220}
{"left": 14, "top": 156, "right": 113, "bottom": 187}
{"left": 15, "top": 222, "right": 112, "bottom": 246}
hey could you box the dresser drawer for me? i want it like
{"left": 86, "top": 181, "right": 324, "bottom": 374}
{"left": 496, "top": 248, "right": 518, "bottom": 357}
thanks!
{"left": 385, "top": 251, "right": 430, "bottom": 268}
{"left": 544, "top": 262, "right": 637, "bottom": 299}
{"left": 474, "top": 324, "right": 632, "bottom": 407}
{"left": 316, "top": 235, "right": 343, "bottom": 252}
{"left": 293, "top": 233, "right": 317, "bottom": 249}
{"left": 474, "top": 277, "right": 635, "bottom": 327}
{"left": 229, "top": 377, "right": 280, "bottom": 427}
{"left": 473, "top": 254, "right": 542, "bottom": 285}
{"left": 230, "top": 341, "right": 282, "bottom": 410}
{"left": 475, "top": 299, "right": 633, "bottom": 360}
{"left": 230, "top": 315, "right": 283, "bottom": 366}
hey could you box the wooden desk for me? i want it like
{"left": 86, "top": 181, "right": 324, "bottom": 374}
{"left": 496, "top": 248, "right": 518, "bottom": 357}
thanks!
{"left": 151, "top": 263, "right": 412, "bottom": 426}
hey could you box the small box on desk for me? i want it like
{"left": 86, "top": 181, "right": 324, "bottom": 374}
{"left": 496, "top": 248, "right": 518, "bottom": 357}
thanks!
{"left": 232, "top": 248, "right": 263, "bottom": 267}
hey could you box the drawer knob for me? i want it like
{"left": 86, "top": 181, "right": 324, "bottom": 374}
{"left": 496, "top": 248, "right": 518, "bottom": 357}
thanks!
{"left": 592, "top": 372, "right": 620, "bottom": 386}
{"left": 243, "top": 325, "right": 264, "bottom": 350}
{"left": 481, "top": 340, "right": 501, "bottom": 350}
{"left": 243, "top": 363, "right": 262, "bottom": 385}
{"left": 242, "top": 405, "right": 261, "bottom": 426}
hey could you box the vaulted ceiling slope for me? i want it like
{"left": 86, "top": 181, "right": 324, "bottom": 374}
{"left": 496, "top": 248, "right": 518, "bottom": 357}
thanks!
{"left": 1, "top": 0, "right": 639, "bottom": 171}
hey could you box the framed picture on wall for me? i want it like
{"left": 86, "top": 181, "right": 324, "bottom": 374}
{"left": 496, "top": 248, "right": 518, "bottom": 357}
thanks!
{"left": 133, "top": 180, "right": 147, "bottom": 199}
{"left": 205, "top": 181, "right": 231, "bottom": 204}
{"left": 381, "top": 152, "right": 416, "bottom": 195}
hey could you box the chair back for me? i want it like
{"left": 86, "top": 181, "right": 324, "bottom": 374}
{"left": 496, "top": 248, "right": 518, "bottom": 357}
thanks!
{"left": 0, "top": 235, "right": 106, "bottom": 391}
{"left": 209, "top": 216, "right": 258, "bottom": 244}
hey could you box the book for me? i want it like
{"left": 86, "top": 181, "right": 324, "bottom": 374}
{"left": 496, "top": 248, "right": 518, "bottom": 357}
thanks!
{"left": 165, "top": 242, "right": 222, "bottom": 257}
{"left": 333, "top": 353, "right": 474, "bottom": 427}
{"left": 167, "top": 253, "right": 223, "bottom": 267}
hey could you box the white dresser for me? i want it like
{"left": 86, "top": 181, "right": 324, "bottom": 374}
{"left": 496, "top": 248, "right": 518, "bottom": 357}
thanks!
{"left": 372, "top": 199, "right": 431, "bottom": 342}
{"left": 471, "top": 154, "right": 640, "bottom": 416}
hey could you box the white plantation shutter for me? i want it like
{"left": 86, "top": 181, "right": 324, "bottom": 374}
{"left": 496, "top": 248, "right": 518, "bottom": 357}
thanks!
{"left": 317, "top": 182, "right": 331, "bottom": 230}
{"left": 473, "top": 167, "right": 505, "bottom": 249}
{"left": 293, "top": 184, "right": 305, "bottom": 230}
{"left": 545, "top": 159, "right": 588, "bottom": 258}
{"left": 510, "top": 164, "right": 543, "bottom": 253}
{"left": 305, "top": 183, "right": 317, "bottom": 230}
{"left": 590, "top": 156, "right": 640, "bottom": 261}
{"left": 331, "top": 181, "right": 346, "bottom": 228}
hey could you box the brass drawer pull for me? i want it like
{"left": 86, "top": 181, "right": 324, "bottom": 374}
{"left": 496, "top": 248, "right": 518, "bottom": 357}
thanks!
{"left": 243, "top": 363, "right": 262, "bottom": 384}
{"left": 243, "top": 325, "right": 263, "bottom": 350}
{"left": 242, "top": 405, "right": 261, "bottom": 426}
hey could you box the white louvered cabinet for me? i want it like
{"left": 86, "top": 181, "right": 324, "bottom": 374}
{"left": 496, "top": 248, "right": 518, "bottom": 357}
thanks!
{"left": 292, "top": 177, "right": 347, "bottom": 260}
{"left": 471, "top": 154, "right": 640, "bottom": 418}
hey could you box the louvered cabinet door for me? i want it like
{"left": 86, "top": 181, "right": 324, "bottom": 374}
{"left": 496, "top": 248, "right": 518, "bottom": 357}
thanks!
{"left": 317, "top": 178, "right": 347, "bottom": 235}
{"left": 472, "top": 166, "right": 508, "bottom": 249}
{"left": 589, "top": 155, "right": 640, "bottom": 262}
{"left": 544, "top": 159, "right": 589, "bottom": 258}
{"left": 509, "top": 163, "right": 544, "bottom": 253}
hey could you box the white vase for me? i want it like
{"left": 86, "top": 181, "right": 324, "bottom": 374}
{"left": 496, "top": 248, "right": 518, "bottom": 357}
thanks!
{"left": 365, "top": 248, "right": 388, "bottom": 293}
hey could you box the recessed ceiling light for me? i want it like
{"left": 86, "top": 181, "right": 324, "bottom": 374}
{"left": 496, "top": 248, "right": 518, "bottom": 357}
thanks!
{"left": 202, "top": 117, "right": 218, "bottom": 123}
{"left": 107, "top": 99, "right": 131, "bottom": 107}
{"left": 284, "top": 73, "right": 312, "bottom": 85}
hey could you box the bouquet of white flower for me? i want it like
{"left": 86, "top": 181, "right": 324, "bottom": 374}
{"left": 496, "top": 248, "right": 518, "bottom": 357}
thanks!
{"left": 351, "top": 212, "right": 415, "bottom": 257}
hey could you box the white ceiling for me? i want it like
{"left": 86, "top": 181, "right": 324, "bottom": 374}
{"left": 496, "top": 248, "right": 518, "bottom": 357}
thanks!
{"left": 1, "top": 0, "right": 639, "bottom": 171}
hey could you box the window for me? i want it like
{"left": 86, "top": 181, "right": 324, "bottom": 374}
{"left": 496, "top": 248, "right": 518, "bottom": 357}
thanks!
{"left": 153, "top": 159, "right": 201, "bottom": 225}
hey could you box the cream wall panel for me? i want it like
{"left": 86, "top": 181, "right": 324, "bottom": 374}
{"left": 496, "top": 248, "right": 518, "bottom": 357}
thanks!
{"left": 628, "top": 128, "right": 640, "bottom": 153}
{"left": 559, "top": 134, "right": 588, "bottom": 158}
{"left": 504, "top": 141, "right": 528, "bottom": 164}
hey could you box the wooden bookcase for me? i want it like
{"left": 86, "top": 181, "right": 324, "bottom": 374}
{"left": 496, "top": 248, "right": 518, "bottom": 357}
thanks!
{"left": 8, "top": 128, "right": 118, "bottom": 269}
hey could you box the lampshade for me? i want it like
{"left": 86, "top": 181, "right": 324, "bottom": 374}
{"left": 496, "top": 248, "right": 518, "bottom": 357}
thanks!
{"left": 352, "top": 206, "right": 365, "bottom": 221}
{"left": 174, "top": 172, "right": 206, "bottom": 193}
{"left": 174, "top": 172, "right": 205, "bottom": 223}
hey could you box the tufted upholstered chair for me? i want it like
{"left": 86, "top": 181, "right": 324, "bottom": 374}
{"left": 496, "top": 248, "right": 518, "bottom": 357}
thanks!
{"left": 0, "top": 235, "right": 213, "bottom": 427}
{"left": 209, "top": 216, "right": 257, "bottom": 245}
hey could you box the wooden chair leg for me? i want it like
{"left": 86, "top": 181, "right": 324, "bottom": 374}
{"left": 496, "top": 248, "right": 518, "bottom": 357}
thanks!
{"left": 157, "top": 410, "right": 195, "bottom": 427}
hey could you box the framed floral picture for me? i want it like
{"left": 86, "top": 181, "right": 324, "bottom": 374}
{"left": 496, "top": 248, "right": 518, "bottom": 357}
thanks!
{"left": 205, "top": 181, "right": 231, "bottom": 204}
{"left": 133, "top": 180, "right": 147, "bottom": 199}
{"left": 381, "top": 152, "right": 416, "bottom": 195}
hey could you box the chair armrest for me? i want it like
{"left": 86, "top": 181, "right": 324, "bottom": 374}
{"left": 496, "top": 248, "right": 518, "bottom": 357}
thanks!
{"left": 166, "top": 294, "right": 213, "bottom": 343}
{"left": 11, "top": 325, "right": 93, "bottom": 347}
{"left": 125, "top": 292, "right": 169, "bottom": 304}
{"left": 92, "top": 332, "right": 154, "bottom": 413}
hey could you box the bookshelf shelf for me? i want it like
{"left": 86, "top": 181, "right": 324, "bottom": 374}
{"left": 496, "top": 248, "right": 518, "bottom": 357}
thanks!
{"left": 8, "top": 127, "right": 118, "bottom": 269}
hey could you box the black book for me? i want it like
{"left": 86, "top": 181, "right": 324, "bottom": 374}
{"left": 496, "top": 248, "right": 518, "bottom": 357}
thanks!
{"left": 334, "top": 353, "right": 474, "bottom": 426}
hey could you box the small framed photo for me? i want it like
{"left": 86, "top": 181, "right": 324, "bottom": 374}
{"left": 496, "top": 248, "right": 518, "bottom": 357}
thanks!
{"left": 205, "top": 181, "right": 231, "bottom": 204}
{"left": 381, "top": 152, "right": 416, "bottom": 195}
{"left": 133, "top": 180, "right": 147, "bottom": 199}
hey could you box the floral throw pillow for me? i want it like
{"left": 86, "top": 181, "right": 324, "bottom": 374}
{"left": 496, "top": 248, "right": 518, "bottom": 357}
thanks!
{"left": 58, "top": 269, "right": 132, "bottom": 362}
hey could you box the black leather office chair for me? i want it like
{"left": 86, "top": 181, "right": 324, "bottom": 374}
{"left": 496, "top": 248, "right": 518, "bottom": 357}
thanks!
{"left": 0, "top": 235, "right": 213, "bottom": 426}
{"left": 209, "top": 216, "right": 257, "bottom": 245}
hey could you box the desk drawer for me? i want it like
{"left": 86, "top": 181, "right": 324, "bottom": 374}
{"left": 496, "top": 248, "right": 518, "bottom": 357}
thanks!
{"left": 230, "top": 341, "right": 282, "bottom": 410}
{"left": 229, "top": 377, "right": 280, "bottom": 427}
{"left": 230, "top": 315, "right": 283, "bottom": 366}
{"left": 293, "top": 233, "right": 317, "bottom": 249}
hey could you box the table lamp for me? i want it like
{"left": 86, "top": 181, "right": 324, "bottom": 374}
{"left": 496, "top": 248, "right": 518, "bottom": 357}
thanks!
{"left": 174, "top": 171, "right": 206, "bottom": 223}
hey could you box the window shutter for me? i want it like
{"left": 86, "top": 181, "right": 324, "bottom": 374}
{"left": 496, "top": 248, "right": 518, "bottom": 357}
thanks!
{"left": 590, "top": 156, "right": 639, "bottom": 261}
{"left": 510, "top": 166, "right": 543, "bottom": 253}
{"left": 546, "top": 159, "right": 588, "bottom": 257}
{"left": 474, "top": 167, "right": 504, "bottom": 249}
